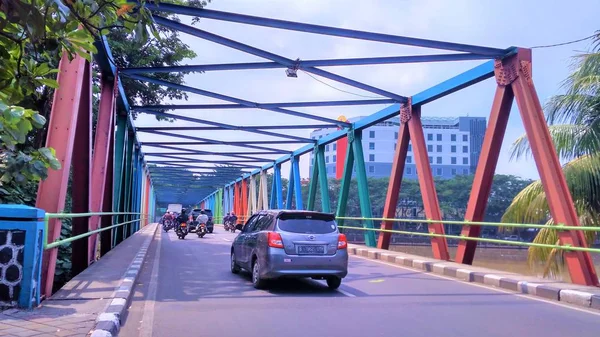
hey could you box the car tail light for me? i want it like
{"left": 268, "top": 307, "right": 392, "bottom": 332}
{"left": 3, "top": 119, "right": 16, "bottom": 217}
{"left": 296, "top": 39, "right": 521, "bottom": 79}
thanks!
{"left": 268, "top": 232, "right": 284, "bottom": 248}
{"left": 338, "top": 234, "right": 348, "bottom": 249}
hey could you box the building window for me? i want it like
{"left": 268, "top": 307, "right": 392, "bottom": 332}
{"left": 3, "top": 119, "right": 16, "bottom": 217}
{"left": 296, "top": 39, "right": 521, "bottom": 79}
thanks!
{"left": 429, "top": 156, "right": 433, "bottom": 164}
{"left": 462, "top": 146, "right": 468, "bottom": 153}
{"left": 369, "top": 154, "right": 375, "bottom": 162}
{"left": 436, "top": 157, "right": 442, "bottom": 164}
{"left": 451, "top": 157, "right": 457, "bottom": 164}
{"left": 436, "top": 134, "right": 442, "bottom": 141}
{"left": 408, "top": 144, "right": 412, "bottom": 152}
{"left": 463, "top": 134, "right": 468, "bottom": 142}
{"left": 407, "top": 167, "right": 412, "bottom": 175}
{"left": 395, "top": 132, "right": 398, "bottom": 140}
{"left": 451, "top": 134, "right": 456, "bottom": 141}
{"left": 427, "top": 134, "right": 433, "bottom": 141}
{"left": 463, "top": 157, "right": 468, "bottom": 165}
{"left": 369, "top": 130, "right": 375, "bottom": 138}
{"left": 463, "top": 168, "right": 469, "bottom": 174}
{"left": 369, "top": 165, "right": 375, "bottom": 173}
{"left": 427, "top": 144, "right": 433, "bottom": 152}
{"left": 407, "top": 156, "right": 412, "bottom": 163}
{"left": 437, "top": 145, "right": 442, "bottom": 152}
{"left": 436, "top": 168, "right": 443, "bottom": 176}
{"left": 325, "top": 156, "right": 329, "bottom": 163}
{"left": 451, "top": 168, "right": 457, "bottom": 175}
{"left": 333, "top": 143, "right": 337, "bottom": 151}
{"left": 451, "top": 145, "right": 456, "bottom": 153}
{"left": 325, "top": 145, "right": 329, "bottom": 152}
{"left": 394, "top": 143, "right": 396, "bottom": 150}
{"left": 333, "top": 155, "right": 336, "bottom": 163}
{"left": 369, "top": 142, "right": 375, "bottom": 150}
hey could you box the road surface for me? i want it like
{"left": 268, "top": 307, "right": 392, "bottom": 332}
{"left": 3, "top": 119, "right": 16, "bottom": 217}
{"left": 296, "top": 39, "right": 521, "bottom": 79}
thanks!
{"left": 120, "top": 227, "right": 600, "bottom": 337}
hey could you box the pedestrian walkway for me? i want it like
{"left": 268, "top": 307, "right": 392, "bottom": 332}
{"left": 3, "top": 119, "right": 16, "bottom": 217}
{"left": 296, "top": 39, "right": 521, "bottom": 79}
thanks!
{"left": 0, "top": 224, "right": 157, "bottom": 337}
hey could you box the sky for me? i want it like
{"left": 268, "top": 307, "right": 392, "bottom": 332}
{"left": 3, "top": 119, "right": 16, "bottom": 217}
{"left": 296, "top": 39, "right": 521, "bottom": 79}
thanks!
{"left": 135, "top": 0, "right": 600, "bottom": 182}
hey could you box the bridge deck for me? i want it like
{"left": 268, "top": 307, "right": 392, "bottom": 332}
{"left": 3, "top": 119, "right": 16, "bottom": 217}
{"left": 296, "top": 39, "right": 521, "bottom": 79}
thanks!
{"left": 121, "top": 229, "right": 600, "bottom": 337}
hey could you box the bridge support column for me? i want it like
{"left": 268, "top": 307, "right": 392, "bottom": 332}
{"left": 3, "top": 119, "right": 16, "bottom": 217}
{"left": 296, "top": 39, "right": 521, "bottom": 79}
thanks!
{"left": 308, "top": 145, "right": 331, "bottom": 212}
{"left": 457, "top": 49, "right": 598, "bottom": 286}
{"left": 285, "top": 156, "right": 303, "bottom": 210}
{"left": 112, "top": 114, "right": 127, "bottom": 247}
{"left": 90, "top": 75, "right": 117, "bottom": 261}
{"left": 270, "top": 164, "right": 284, "bottom": 209}
{"left": 0, "top": 205, "right": 45, "bottom": 309}
{"left": 241, "top": 178, "right": 249, "bottom": 222}
{"left": 336, "top": 129, "right": 376, "bottom": 247}
{"left": 36, "top": 52, "right": 91, "bottom": 298}
{"left": 257, "top": 171, "right": 268, "bottom": 210}
{"left": 248, "top": 175, "right": 257, "bottom": 214}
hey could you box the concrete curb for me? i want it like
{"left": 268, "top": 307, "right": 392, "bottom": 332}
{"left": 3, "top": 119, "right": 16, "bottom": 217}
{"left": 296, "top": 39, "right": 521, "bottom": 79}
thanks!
{"left": 348, "top": 244, "right": 600, "bottom": 311}
{"left": 89, "top": 224, "right": 158, "bottom": 337}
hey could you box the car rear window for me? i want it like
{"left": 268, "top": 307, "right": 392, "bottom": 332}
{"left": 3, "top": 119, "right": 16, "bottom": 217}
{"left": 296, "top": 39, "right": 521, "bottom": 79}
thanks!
{"left": 277, "top": 213, "right": 337, "bottom": 234}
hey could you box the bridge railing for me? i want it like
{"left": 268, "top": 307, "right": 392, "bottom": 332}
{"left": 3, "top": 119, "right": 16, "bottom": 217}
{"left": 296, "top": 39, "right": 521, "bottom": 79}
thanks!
{"left": 336, "top": 216, "right": 600, "bottom": 254}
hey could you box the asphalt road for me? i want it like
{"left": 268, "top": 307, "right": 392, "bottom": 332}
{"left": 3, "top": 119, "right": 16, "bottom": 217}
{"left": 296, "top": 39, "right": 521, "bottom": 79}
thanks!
{"left": 120, "top": 227, "right": 600, "bottom": 337}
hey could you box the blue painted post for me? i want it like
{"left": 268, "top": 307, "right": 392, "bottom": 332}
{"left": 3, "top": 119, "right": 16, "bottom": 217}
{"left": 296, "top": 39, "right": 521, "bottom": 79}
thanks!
{"left": 269, "top": 170, "right": 277, "bottom": 209}
{"left": 275, "top": 164, "right": 283, "bottom": 209}
{"left": 0, "top": 205, "right": 45, "bottom": 309}
{"left": 285, "top": 160, "right": 294, "bottom": 209}
{"left": 292, "top": 156, "right": 303, "bottom": 210}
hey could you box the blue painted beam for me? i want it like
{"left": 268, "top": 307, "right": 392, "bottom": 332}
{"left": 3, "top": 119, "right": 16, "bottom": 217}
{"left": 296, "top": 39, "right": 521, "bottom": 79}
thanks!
{"left": 136, "top": 109, "right": 315, "bottom": 143}
{"left": 144, "top": 151, "right": 275, "bottom": 161}
{"left": 142, "top": 140, "right": 304, "bottom": 145}
{"left": 135, "top": 99, "right": 395, "bottom": 110}
{"left": 152, "top": 16, "right": 408, "bottom": 102}
{"left": 136, "top": 125, "right": 333, "bottom": 131}
{"left": 143, "top": 140, "right": 276, "bottom": 161}
{"left": 145, "top": 151, "right": 284, "bottom": 156}
{"left": 143, "top": 130, "right": 296, "bottom": 154}
{"left": 144, "top": 143, "right": 292, "bottom": 155}
{"left": 124, "top": 73, "right": 349, "bottom": 126}
{"left": 145, "top": 3, "right": 507, "bottom": 56}
{"left": 145, "top": 153, "right": 272, "bottom": 162}
{"left": 147, "top": 161, "right": 261, "bottom": 169}
{"left": 121, "top": 53, "right": 492, "bottom": 74}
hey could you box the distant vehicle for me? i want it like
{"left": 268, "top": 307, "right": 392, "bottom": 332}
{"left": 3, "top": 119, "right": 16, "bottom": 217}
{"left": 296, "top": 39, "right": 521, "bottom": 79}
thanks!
{"left": 504, "top": 235, "right": 520, "bottom": 242}
{"left": 167, "top": 204, "right": 183, "bottom": 214}
{"left": 190, "top": 208, "right": 214, "bottom": 233}
{"left": 230, "top": 210, "right": 348, "bottom": 290}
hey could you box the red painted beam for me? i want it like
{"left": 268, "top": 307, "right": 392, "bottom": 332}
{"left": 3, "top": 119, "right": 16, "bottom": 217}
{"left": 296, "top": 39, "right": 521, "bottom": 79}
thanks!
{"left": 241, "top": 178, "right": 248, "bottom": 221}
{"left": 233, "top": 181, "right": 240, "bottom": 223}
{"left": 88, "top": 76, "right": 117, "bottom": 263}
{"left": 335, "top": 136, "right": 348, "bottom": 180}
{"left": 407, "top": 105, "right": 450, "bottom": 260}
{"left": 37, "top": 53, "right": 89, "bottom": 297}
{"left": 378, "top": 102, "right": 411, "bottom": 249}
{"left": 455, "top": 84, "right": 514, "bottom": 264}
{"left": 71, "top": 62, "right": 93, "bottom": 276}
{"left": 510, "top": 49, "right": 598, "bottom": 286}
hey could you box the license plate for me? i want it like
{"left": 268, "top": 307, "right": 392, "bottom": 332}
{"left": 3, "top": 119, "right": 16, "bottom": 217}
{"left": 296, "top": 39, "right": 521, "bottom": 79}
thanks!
{"left": 297, "top": 245, "right": 325, "bottom": 255}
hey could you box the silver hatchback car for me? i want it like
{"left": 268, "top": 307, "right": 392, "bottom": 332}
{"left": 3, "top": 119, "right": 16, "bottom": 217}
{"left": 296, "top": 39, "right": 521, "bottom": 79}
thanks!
{"left": 230, "top": 210, "right": 348, "bottom": 289}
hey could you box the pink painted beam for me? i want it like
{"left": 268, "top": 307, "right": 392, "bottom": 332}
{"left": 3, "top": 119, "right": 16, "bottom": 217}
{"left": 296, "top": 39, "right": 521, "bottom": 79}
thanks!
{"left": 36, "top": 52, "right": 89, "bottom": 298}
{"left": 88, "top": 76, "right": 117, "bottom": 262}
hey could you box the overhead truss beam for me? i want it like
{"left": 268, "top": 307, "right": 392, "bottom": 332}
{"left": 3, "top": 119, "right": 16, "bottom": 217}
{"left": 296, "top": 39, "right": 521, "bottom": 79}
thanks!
{"left": 145, "top": 3, "right": 507, "bottom": 56}
{"left": 135, "top": 99, "right": 395, "bottom": 110}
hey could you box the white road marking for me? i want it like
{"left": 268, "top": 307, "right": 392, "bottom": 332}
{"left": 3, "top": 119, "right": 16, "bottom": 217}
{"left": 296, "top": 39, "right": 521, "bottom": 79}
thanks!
{"left": 139, "top": 228, "right": 162, "bottom": 337}
{"left": 222, "top": 238, "right": 231, "bottom": 242}
{"left": 351, "top": 255, "right": 600, "bottom": 317}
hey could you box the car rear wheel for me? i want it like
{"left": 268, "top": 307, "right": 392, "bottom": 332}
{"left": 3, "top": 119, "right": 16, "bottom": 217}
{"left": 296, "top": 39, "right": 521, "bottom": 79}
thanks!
{"left": 252, "top": 259, "right": 266, "bottom": 289}
{"left": 326, "top": 276, "right": 342, "bottom": 290}
{"left": 231, "top": 252, "right": 240, "bottom": 274}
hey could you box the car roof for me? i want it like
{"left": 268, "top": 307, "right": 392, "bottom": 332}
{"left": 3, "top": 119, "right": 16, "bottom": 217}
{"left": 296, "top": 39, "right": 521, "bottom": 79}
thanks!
{"left": 256, "top": 209, "right": 335, "bottom": 219}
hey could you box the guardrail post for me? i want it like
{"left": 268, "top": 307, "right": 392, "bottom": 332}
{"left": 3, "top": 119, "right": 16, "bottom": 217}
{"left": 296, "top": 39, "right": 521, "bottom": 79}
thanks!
{"left": 0, "top": 205, "right": 45, "bottom": 309}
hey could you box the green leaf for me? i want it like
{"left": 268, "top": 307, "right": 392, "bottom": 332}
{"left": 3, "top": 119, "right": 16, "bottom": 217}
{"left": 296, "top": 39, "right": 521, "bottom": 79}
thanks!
{"left": 37, "top": 78, "right": 59, "bottom": 88}
{"left": 31, "top": 113, "right": 46, "bottom": 128}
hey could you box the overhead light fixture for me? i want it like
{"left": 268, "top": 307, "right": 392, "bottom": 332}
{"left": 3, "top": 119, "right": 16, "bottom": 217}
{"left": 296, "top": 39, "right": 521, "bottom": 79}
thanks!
{"left": 286, "top": 58, "right": 301, "bottom": 78}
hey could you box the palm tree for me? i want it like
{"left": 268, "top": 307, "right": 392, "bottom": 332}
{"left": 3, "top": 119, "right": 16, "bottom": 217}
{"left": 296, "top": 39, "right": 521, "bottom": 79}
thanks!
{"left": 503, "top": 32, "right": 600, "bottom": 277}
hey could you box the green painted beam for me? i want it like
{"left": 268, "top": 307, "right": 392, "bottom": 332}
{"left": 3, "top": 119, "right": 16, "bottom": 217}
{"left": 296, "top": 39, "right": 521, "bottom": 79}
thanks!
{"left": 112, "top": 115, "right": 127, "bottom": 247}
{"left": 350, "top": 130, "right": 376, "bottom": 247}
{"left": 307, "top": 146, "right": 320, "bottom": 211}
{"left": 316, "top": 145, "right": 331, "bottom": 213}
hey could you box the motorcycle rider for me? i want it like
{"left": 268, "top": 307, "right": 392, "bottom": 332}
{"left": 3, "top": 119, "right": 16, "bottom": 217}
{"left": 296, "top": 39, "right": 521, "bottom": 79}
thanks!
{"left": 230, "top": 212, "right": 238, "bottom": 226}
{"left": 196, "top": 210, "right": 209, "bottom": 225}
{"left": 175, "top": 208, "right": 189, "bottom": 230}
{"left": 223, "top": 212, "right": 230, "bottom": 225}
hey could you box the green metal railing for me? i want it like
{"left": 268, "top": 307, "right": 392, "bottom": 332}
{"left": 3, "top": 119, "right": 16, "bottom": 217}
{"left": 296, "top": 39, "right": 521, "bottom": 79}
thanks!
{"left": 44, "top": 212, "right": 148, "bottom": 249}
{"left": 336, "top": 216, "right": 600, "bottom": 254}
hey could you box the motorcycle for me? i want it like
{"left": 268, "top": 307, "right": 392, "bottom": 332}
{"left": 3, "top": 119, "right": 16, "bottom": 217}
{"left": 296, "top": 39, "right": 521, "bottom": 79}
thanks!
{"left": 176, "top": 222, "right": 188, "bottom": 239}
{"left": 163, "top": 219, "right": 173, "bottom": 232}
{"left": 223, "top": 220, "right": 233, "bottom": 232}
{"left": 197, "top": 223, "right": 207, "bottom": 238}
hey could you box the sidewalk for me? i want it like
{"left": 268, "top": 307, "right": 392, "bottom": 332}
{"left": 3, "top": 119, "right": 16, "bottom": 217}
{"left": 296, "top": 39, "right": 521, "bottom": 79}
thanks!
{"left": 0, "top": 224, "right": 157, "bottom": 337}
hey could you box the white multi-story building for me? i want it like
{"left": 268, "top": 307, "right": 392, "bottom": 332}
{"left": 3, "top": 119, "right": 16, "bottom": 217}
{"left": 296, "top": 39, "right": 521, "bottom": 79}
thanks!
{"left": 309, "top": 116, "right": 486, "bottom": 179}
